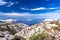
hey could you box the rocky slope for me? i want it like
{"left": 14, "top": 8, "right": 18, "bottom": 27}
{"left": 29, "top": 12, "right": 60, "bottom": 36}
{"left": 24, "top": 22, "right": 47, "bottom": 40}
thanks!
{"left": 15, "top": 19, "right": 60, "bottom": 40}
{"left": 0, "top": 22, "right": 29, "bottom": 40}
{"left": 0, "top": 19, "right": 60, "bottom": 40}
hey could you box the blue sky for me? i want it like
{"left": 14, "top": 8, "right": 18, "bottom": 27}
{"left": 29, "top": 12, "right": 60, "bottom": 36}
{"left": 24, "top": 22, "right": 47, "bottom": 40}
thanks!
{"left": 0, "top": 0, "right": 60, "bottom": 25}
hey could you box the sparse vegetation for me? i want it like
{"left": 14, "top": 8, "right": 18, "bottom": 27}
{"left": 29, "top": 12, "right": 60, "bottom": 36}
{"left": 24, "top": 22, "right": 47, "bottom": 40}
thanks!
{"left": 0, "top": 19, "right": 60, "bottom": 40}
{"left": 0, "top": 23, "right": 17, "bottom": 35}
{"left": 29, "top": 32, "right": 49, "bottom": 40}
{"left": 6, "top": 25, "right": 17, "bottom": 35}
{"left": 52, "top": 25, "right": 60, "bottom": 31}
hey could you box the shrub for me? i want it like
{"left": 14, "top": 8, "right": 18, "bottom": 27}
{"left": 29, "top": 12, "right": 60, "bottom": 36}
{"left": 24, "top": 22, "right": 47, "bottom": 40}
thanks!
{"left": 29, "top": 32, "right": 49, "bottom": 40}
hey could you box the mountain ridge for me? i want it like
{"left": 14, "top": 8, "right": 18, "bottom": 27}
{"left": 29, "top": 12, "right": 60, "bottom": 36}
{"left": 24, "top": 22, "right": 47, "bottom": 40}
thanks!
{"left": 0, "top": 19, "right": 60, "bottom": 40}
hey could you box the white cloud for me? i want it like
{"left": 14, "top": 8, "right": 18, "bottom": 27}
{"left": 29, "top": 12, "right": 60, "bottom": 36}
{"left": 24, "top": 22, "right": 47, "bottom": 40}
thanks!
{"left": 7, "top": 2, "right": 14, "bottom": 7}
{"left": 38, "top": 10, "right": 60, "bottom": 19}
{"left": 0, "top": 0, "right": 7, "bottom": 5}
{"left": 0, "top": 12, "right": 21, "bottom": 16}
{"left": 48, "top": 8, "right": 57, "bottom": 10}
{"left": 0, "top": 12, "right": 39, "bottom": 16}
{"left": 20, "top": 7, "right": 29, "bottom": 10}
{"left": 30, "top": 7, "right": 57, "bottom": 11}
{"left": 31, "top": 7, "right": 46, "bottom": 11}
{"left": 20, "top": 7, "right": 57, "bottom": 11}
{"left": 0, "top": 0, "right": 18, "bottom": 7}
{"left": 20, "top": 8, "right": 26, "bottom": 10}
{"left": 7, "top": 2, "right": 19, "bottom": 7}
{"left": 0, "top": 10, "right": 60, "bottom": 20}
{"left": 0, "top": 19, "right": 17, "bottom": 22}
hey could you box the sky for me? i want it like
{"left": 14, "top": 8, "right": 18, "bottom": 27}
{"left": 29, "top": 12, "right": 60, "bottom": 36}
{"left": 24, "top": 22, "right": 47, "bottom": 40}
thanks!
{"left": 0, "top": 0, "right": 60, "bottom": 25}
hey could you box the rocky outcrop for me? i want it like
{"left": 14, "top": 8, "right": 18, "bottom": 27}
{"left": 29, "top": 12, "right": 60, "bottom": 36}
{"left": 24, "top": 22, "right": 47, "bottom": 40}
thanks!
{"left": 0, "top": 22, "right": 29, "bottom": 40}
{"left": 15, "top": 19, "right": 60, "bottom": 40}
{"left": 0, "top": 19, "right": 60, "bottom": 40}
{"left": 0, "top": 31, "right": 14, "bottom": 40}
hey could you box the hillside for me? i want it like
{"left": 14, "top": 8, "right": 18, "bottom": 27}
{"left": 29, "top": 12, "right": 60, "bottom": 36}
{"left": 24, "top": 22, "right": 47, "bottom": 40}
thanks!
{"left": 15, "top": 19, "right": 60, "bottom": 40}
{"left": 0, "top": 19, "right": 60, "bottom": 40}
{"left": 0, "top": 22, "right": 29, "bottom": 40}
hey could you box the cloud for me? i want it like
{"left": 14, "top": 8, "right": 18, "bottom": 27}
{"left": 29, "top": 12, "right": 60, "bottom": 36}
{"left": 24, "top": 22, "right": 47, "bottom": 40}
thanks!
{"left": 30, "top": 7, "right": 46, "bottom": 11}
{"left": 20, "top": 7, "right": 57, "bottom": 11}
{"left": 7, "top": 2, "right": 14, "bottom": 7}
{"left": 0, "top": 0, "right": 19, "bottom": 7}
{"left": 0, "top": 12, "right": 34, "bottom": 16}
{"left": 0, "top": 10, "right": 60, "bottom": 20}
{"left": 20, "top": 7, "right": 46, "bottom": 11}
{"left": 20, "top": 7, "right": 29, "bottom": 10}
{"left": 20, "top": 8, "right": 25, "bottom": 10}
{"left": 0, "top": 12, "right": 42, "bottom": 17}
{"left": 0, "top": 19, "right": 17, "bottom": 22}
{"left": 37, "top": 10, "right": 60, "bottom": 19}
{"left": 30, "top": 7, "right": 57, "bottom": 11}
{"left": 0, "top": 12, "right": 20, "bottom": 16}
{"left": 48, "top": 8, "right": 57, "bottom": 10}
{"left": 0, "top": 0, "right": 7, "bottom": 5}
{"left": 7, "top": 2, "right": 19, "bottom": 7}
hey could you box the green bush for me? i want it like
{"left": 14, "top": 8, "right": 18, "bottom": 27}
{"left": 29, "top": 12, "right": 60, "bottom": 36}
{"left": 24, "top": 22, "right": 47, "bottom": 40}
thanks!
{"left": 29, "top": 32, "right": 49, "bottom": 40}
{"left": 52, "top": 25, "right": 60, "bottom": 31}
